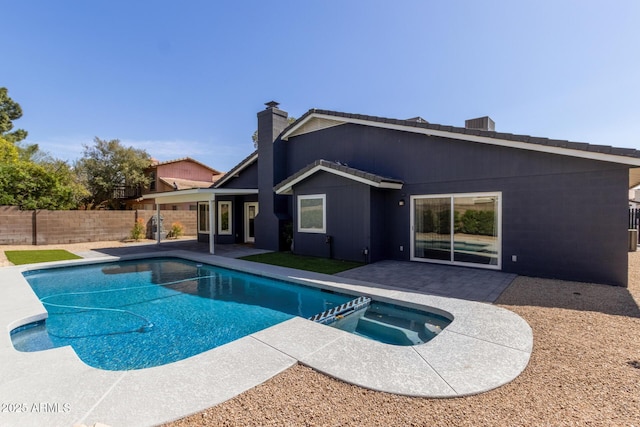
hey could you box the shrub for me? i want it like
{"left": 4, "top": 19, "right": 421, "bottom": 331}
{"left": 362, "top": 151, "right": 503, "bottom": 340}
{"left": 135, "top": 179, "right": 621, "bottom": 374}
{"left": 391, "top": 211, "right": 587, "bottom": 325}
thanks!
{"left": 130, "top": 218, "right": 145, "bottom": 241}
{"left": 169, "top": 221, "right": 184, "bottom": 239}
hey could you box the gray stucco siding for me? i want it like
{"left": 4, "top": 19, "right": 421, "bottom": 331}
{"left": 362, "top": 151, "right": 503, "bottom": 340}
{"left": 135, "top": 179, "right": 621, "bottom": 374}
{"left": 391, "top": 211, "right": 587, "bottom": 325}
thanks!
{"left": 292, "top": 172, "right": 373, "bottom": 263}
{"left": 286, "top": 123, "right": 630, "bottom": 286}
{"left": 220, "top": 161, "right": 259, "bottom": 189}
{"left": 385, "top": 168, "right": 628, "bottom": 286}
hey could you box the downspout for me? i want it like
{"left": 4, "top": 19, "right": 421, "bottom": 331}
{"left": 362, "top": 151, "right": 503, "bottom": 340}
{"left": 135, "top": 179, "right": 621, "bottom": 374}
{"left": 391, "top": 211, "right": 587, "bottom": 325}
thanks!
{"left": 209, "top": 197, "right": 215, "bottom": 254}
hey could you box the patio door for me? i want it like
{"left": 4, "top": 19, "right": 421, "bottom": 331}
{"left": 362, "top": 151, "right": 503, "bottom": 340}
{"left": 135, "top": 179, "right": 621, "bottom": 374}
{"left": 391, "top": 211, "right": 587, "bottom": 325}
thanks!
{"left": 244, "top": 202, "right": 258, "bottom": 243}
{"left": 411, "top": 192, "right": 501, "bottom": 269}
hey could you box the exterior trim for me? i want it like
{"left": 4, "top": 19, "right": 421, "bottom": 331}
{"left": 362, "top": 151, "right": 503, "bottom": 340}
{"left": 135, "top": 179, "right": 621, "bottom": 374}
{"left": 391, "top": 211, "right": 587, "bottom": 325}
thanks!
{"left": 141, "top": 188, "right": 258, "bottom": 204}
{"left": 275, "top": 160, "right": 403, "bottom": 195}
{"left": 297, "top": 194, "right": 327, "bottom": 234}
{"left": 217, "top": 201, "right": 232, "bottom": 235}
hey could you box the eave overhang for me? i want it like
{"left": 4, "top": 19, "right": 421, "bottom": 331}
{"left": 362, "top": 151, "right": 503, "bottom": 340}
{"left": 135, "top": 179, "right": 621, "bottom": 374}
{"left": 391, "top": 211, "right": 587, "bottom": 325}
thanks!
{"left": 141, "top": 188, "right": 258, "bottom": 204}
{"left": 275, "top": 160, "right": 403, "bottom": 195}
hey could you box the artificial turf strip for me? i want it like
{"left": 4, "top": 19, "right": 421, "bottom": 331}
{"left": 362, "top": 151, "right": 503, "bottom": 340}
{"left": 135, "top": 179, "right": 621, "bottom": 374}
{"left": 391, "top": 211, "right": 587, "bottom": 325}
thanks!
{"left": 4, "top": 249, "right": 82, "bottom": 265}
{"left": 239, "top": 251, "right": 364, "bottom": 275}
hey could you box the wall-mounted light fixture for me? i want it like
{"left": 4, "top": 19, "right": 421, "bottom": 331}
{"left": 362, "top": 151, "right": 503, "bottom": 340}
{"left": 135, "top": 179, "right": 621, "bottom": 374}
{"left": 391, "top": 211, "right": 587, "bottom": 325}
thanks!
{"left": 398, "top": 199, "right": 405, "bottom": 206}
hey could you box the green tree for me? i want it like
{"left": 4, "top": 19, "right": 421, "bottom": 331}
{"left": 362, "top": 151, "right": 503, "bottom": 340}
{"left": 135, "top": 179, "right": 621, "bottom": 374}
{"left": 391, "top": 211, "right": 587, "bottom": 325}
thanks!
{"left": 0, "top": 87, "right": 28, "bottom": 143}
{"left": 0, "top": 160, "right": 80, "bottom": 209}
{"left": 0, "top": 136, "right": 19, "bottom": 163}
{"left": 75, "top": 137, "right": 152, "bottom": 209}
{"left": 0, "top": 90, "right": 87, "bottom": 210}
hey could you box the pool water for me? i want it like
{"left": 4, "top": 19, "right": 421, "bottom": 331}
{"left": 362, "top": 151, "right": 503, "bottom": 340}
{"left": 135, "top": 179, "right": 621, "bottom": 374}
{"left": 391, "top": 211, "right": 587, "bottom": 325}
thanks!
{"left": 16, "top": 259, "right": 352, "bottom": 370}
{"left": 330, "top": 301, "right": 451, "bottom": 346}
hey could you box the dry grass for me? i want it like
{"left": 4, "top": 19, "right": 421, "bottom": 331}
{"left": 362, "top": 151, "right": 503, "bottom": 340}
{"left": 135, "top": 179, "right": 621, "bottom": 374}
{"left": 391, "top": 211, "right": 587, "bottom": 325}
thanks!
{"left": 165, "top": 253, "right": 640, "bottom": 427}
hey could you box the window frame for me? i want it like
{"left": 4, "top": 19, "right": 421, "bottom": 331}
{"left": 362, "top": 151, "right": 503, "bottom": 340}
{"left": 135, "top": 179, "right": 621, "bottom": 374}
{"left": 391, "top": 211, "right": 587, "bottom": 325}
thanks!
{"left": 297, "top": 194, "right": 327, "bottom": 234}
{"left": 198, "top": 203, "right": 209, "bottom": 233}
{"left": 217, "top": 200, "right": 232, "bottom": 235}
{"left": 410, "top": 191, "right": 502, "bottom": 269}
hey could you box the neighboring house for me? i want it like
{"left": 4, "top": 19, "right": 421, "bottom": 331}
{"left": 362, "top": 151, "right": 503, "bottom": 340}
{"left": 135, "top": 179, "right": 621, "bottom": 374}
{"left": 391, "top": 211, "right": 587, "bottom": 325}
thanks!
{"left": 146, "top": 102, "right": 640, "bottom": 287}
{"left": 129, "top": 157, "right": 224, "bottom": 211}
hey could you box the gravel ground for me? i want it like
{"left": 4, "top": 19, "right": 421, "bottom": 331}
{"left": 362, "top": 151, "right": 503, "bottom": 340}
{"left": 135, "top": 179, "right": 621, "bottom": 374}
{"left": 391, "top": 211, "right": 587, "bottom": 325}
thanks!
{"left": 3, "top": 243, "right": 639, "bottom": 426}
{"left": 165, "top": 253, "right": 640, "bottom": 427}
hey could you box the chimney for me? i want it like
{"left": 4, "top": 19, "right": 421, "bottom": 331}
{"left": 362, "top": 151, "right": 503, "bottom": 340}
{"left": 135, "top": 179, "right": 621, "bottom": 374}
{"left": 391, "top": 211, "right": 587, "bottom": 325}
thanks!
{"left": 255, "top": 101, "right": 289, "bottom": 251}
{"left": 465, "top": 116, "right": 495, "bottom": 131}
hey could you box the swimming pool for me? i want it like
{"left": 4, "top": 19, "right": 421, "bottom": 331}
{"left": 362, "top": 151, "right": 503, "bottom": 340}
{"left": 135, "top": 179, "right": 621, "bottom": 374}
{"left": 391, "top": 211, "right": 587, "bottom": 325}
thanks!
{"left": 12, "top": 258, "right": 450, "bottom": 370}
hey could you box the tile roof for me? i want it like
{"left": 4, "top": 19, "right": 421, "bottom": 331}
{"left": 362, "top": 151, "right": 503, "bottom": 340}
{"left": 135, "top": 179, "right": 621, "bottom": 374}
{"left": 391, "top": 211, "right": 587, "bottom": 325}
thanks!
{"left": 283, "top": 109, "right": 640, "bottom": 160}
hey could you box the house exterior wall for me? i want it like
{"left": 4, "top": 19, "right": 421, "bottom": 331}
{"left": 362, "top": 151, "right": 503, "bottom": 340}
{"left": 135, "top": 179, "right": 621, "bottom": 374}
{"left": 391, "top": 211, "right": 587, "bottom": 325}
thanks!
{"left": 221, "top": 162, "right": 259, "bottom": 189}
{"left": 283, "top": 123, "right": 630, "bottom": 286}
{"left": 156, "top": 161, "right": 216, "bottom": 182}
{"left": 292, "top": 172, "right": 373, "bottom": 263}
{"left": 129, "top": 159, "right": 217, "bottom": 211}
{"left": 196, "top": 194, "right": 258, "bottom": 244}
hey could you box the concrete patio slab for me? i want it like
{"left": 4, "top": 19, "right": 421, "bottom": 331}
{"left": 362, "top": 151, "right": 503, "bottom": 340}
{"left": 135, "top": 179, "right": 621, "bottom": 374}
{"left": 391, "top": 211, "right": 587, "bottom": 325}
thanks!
{"left": 413, "top": 329, "right": 532, "bottom": 396}
{"left": 300, "top": 333, "right": 456, "bottom": 397}
{"left": 252, "top": 316, "right": 347, "bottom": 360}
{"left": 83, "top": 336, "right": 296, "bottom": 427}
{"left": 336, "top": 259, "right": 517, "bottom": 302}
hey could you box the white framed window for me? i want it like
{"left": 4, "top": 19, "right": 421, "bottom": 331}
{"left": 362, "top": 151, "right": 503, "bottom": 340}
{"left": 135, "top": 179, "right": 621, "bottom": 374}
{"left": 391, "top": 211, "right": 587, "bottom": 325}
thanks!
{"left": 198, "top": 203, "right": 209, "bottom": 233}
{"left": 217, "top": 201, "right": 232, "bottom": 235}
{"left": 410, "top": 192, "right": 501, "bottom": 269}
{"left": 298, "top": 194, "right": 326, "bottom": 233}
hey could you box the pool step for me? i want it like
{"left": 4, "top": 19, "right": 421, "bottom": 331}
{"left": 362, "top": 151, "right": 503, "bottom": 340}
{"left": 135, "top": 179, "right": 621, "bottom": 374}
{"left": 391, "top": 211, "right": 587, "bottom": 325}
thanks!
{"left": 356, "top": 317, "right": 424, "bottom": 345}
{"left": 309, "top": 296, "right": 371, "bottom": 325}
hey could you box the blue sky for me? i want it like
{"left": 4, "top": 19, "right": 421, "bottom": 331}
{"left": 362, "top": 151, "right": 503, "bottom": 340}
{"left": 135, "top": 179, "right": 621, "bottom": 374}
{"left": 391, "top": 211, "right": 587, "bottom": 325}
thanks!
{"left": 3, "top": 1, "right": 639, "bottom": 172}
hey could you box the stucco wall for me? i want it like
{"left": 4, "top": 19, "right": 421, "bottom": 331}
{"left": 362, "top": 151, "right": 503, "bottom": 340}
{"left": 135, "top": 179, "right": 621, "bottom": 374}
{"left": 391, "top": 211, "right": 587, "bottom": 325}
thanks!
{"left": 293, "top": 172, "right": 373, "bottom": 263}
{"left": 284, "top": 124, "right": 630, "bottom": 286}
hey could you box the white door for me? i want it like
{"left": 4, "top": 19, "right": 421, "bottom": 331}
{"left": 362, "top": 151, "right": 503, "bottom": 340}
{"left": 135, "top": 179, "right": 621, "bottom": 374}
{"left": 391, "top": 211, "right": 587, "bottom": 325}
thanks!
{"left": 244, "top": 202, "right": 258, "bottom": 243}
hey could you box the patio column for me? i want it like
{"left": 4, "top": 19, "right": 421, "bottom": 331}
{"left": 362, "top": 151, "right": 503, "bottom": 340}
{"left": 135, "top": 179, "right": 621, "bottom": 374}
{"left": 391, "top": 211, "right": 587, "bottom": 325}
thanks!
{"left": 209, "top": 197, "right": 215, "bottom": 254}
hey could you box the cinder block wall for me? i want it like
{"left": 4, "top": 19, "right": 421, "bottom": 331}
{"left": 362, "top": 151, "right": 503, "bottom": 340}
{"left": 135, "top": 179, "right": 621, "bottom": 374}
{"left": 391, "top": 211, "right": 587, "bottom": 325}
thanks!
{"left": 0, "top": 206, "right": 35, "bottom": 244}
{"left": 0, "top": 206, "right": 197, "bottom": 245}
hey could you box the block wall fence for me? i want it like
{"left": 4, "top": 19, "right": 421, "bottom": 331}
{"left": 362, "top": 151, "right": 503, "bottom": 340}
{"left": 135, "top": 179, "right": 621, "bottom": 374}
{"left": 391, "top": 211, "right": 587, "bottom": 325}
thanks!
{"left": 0, "top": 206, "right": 197, "bottom": 245}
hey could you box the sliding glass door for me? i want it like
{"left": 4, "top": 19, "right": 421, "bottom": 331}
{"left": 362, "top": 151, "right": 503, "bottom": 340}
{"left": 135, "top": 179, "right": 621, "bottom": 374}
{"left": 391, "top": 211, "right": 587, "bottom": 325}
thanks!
{"left": 413, "top": 197, "right": 451, "bottom": 261}
{"left": 411, "top": 193, "right": 501, "bottom": 268}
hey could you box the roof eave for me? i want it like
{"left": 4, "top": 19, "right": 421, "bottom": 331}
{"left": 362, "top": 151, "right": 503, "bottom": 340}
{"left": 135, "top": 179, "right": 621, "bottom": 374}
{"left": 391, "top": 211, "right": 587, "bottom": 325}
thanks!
{"left": 283, "top": 112, "right": 640, "bottom": 167}
{"left": 275, "top": 164, "right": 403, "bottom": 195}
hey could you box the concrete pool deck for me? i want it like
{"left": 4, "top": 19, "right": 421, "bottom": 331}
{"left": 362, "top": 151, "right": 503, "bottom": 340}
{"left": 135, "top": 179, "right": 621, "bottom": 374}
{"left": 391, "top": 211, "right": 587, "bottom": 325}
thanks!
{"left": 0, "top": 248, "right": 532, "bottom": 427}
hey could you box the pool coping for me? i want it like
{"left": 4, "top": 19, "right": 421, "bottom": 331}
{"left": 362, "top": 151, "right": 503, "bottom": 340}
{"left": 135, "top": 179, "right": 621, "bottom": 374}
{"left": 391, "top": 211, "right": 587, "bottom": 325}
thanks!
{"left": 0, "top": 251, "right": 533, "bottom": 427}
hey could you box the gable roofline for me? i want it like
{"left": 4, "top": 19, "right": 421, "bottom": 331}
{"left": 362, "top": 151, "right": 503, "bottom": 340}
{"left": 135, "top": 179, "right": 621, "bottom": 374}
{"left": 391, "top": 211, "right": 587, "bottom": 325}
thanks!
{"left": 275, "top": 159, "right": 404, "bottom": 195}
{"left": 281, "top": 109, "right": 640, "bottom": 167}
{"left": 152, "top": 157, "right": 223, "bottom": 174}
{"left": 214, "top": 150, "right": 258, "bottom": 188}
